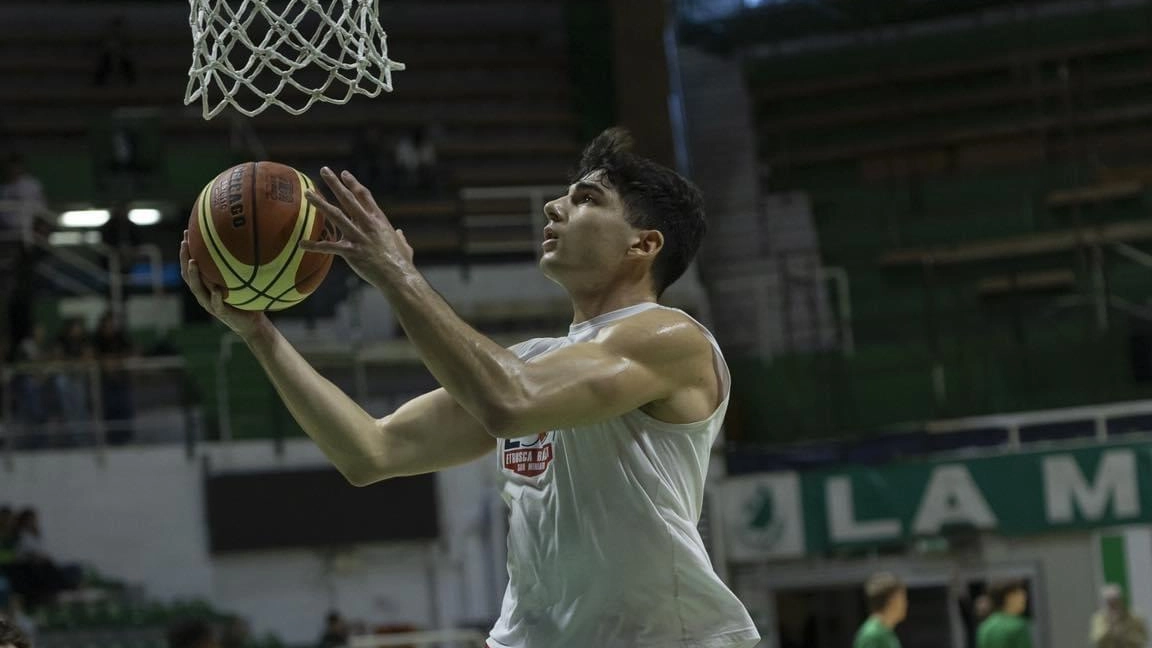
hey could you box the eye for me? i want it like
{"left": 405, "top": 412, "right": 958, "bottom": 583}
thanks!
{"left": 578, "top": 193, "right": 595, "bottom": 205}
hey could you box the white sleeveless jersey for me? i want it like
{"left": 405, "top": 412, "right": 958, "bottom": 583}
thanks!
{"left": 487, "top": 303, "right": 760, "bottom": 648}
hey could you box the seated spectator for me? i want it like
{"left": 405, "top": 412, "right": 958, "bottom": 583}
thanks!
{"left": 13, "top": 325, "right": 50, "bottom": 429}
{"left": 3, "top": 509, "right": 82, "bottom": 611}
{"left": 0, "top": 616, "right": 31, "bottom": 648}
{"left": 168, "top": 618, "right": 220, "bottom": 648}
{"left": 0, "top": 508, "right": 13, "bottom": 558}
{"left": 318, "top": 611, "right": 348, "bottom": 648}
{"left": 2, "top": 595, "right": 35, "bottom": 648}
{"left": 93, "top": 312, "right": 135, "bottom": 444}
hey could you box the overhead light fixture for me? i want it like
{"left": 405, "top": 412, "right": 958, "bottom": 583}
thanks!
{"left": 129, "top": 208, "right": 162, "bottom": 226}
{"left": 60, "top": 209, "right": 110, "bottom": 228}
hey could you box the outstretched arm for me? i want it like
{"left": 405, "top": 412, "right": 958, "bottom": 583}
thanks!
{"left": 181, "top": 234, "right": 494, "bottom": 486}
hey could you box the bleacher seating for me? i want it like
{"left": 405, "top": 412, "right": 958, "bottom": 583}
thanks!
{"left": 724, "top": 2, "right": 1152, "bottom": 443}
{"left": 0, "top": 0, "right": 588, "bottom": 265}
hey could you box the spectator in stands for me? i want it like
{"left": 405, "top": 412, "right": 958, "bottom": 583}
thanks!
{"left": 220, "top": 616, "right": 250, "bottom": 648}
{"left": 13, "top": 324, "right": 51, "bottom": 431}
{"left": 53, "top": 318, "right": 92, "bottom": 436}
{"left": 0, "top": 616, "right": 31, "bottom": 648}
{"left": 3, "top": 595, "right": 35, "bottom": 648}
{"left": 11, "top": 510, "right": 46, "bottom": 564}
{"left": 853, "top": 572, "right": 906, "bottom": 648}
{"left": 93, "top": 312, "right": 135, "bottom": 444}
{"left": 393, "top": 126, "right": 439, "bottom": 197}
{"left": 1091, "top": 584, "right": 1148, "bottom": 648}
{"left": 978, "top": 579, "right": 1032, "bottom": 648}
{"left": 0, "top": 154, "right": 49, "bottom": 368}
{"left": 93, "top": 16, "right": 136, "bottom": 87}
{"left": 99, "top": 205, "right": 142, "bottom": 290}
{"left": 0, "top": 509, "right": 13, "bottom": 556}
{"left": 318, "top": 610, "right": 349, "bottom": 648}
{"left": 168, "top": 618, "right": 220, "bottom": 648}
{"left": 0, "top": 154, "right": 46, "bottom": 241}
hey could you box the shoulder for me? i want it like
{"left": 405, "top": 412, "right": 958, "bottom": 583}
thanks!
{"left": 598, "top": 308, "right": 713, "bottom": 364}
{"left": 507, "top": 337, "right": 561, "bottom": 361}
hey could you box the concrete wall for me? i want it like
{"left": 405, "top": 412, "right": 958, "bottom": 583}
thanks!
{"left": 0, "top": 440, "right": 503, "bottom": 643}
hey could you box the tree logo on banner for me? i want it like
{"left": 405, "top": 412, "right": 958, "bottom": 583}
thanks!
{"left": 739, "top": 484, "right": 788, "bottom": 551}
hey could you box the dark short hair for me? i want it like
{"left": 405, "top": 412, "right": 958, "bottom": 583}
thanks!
{"left": 571, "top": 128, "right": 706, "bottom": 297}
{"left": 986, "top": 578, "right": 1027, "bottom": 610}
{"left": 0, "top": 617, "right": 31, "bottom": 648}
{"left": 168, "top": 618, "right": 216, "bottom": 648}
{"left": 864, "top": 572, "right": 905, "bottom": 613}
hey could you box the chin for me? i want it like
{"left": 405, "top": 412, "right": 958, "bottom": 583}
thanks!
{"left": 538, "top": 256, "right": 568, "bottom": 287}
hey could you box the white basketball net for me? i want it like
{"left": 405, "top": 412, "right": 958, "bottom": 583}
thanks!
{"left": 184, "top": 0, "right": 405, "bottom": 119}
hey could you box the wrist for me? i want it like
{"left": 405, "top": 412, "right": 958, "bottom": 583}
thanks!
{"left": 374, "top": 262, "right": 422, "bottom": 299}
{"left": 240, "top": 317, "right": 276, "bottom": 347}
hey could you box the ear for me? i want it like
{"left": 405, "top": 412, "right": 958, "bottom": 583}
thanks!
{"left": 629, "top": 229, "right": 663, "bottom": 259}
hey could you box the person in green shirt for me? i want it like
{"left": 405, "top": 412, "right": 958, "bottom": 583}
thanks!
{"left": 853, "top": 572, "right": 907, "bottom": 648}
{"left": 977, "top": 579, "right": 1033, "bottom": 648}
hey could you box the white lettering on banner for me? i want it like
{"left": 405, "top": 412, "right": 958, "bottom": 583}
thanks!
{"left": 826, "top": 477, "right": 902, "bottom": 542}
{"left": 911, "top": 465, "right": 998, "bottom": 535}
{"left": 1043, "top": 450, "right": 1140, "bottom": 523}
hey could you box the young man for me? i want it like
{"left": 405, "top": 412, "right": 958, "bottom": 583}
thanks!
{"left": 978, "top": 579, "right": 1033, "bottom": 648}
{"left": 179, "top": 129, "right": 760, "bottom": 648}
{"left": 854, "top": 572, "right": 907, "bottom": 648}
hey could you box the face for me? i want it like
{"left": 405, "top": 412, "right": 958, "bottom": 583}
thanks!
{"left": 1006, "top": 588, "right": 1028, "bottom": 615}
{"left": 888, "top": 588, "right": 908, "bottom": 623}
{"left": 539, "top": 171, "right": 660, "bottom": 293}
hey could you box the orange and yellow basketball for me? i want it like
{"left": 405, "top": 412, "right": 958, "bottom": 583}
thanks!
{"left": 187, "top": 161, "right": 332, "bottom": 311}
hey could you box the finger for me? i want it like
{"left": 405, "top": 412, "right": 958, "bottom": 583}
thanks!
{"left": 179, "top": 234, "right": 190, "bottom": 275}
{"left": 396, "top": 228, "right": 413, "bottom": 256}
{"left": 337, "top": 169, "right": 380, "bottom": 214}
{"left": 210, "top": 288, "right": 226, "bottom": 314}
{"left": 319, "top": 167, "right": 370, "bottom": 227}
{"left": 306, "top": 189, "right": 362, "bottom": 241}
{"left": 299, "top": 239, "right": 352, "bottom": 255}
{"left": 184, "top": 258, "right": 214, "bottom": 308}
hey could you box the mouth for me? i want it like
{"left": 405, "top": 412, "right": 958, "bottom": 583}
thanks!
{"left": 542, "top": 227, "right": 559, "bottom": 250}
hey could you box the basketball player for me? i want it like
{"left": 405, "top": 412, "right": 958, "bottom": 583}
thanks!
{"left": 179, "top": 129, "right": 760, "bottom": 648}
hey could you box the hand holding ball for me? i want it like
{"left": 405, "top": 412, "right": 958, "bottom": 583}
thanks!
{"left": 186, "top": 162, "right": 333, "bottom": 311}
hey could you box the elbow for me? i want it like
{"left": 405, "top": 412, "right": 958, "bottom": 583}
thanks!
{"left": 479, "top": 399, "right": 530, "bottom": 439}
{"left": 476, "top": 396, "right": 539, "bottom": 435}
{"left": 341, "top": 465, "right": 396, "bottom": 488}
{"left": 335, "top": 454, "right": 397, "bottom": 488}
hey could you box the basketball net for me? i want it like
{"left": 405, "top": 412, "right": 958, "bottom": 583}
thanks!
{"left": 184, "top": 0, "right": 405, "bottom": 119}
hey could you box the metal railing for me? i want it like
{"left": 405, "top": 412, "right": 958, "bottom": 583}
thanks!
{"left": 0, "top": 199, "right": 167, "bottom": 323}
{"left": 0, "top": 356, "right": 198, "bottom": 467}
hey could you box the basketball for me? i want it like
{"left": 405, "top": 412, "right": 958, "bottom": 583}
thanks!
{"left": 186, "top": 161, "right": 333, "bottom": 311}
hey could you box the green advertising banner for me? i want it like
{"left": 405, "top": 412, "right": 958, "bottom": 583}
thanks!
{"left": 721, "top": 441, "right": 1152, "bottom": 559}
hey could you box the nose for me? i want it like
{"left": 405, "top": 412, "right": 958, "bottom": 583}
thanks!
{"left": 544, "top": 198, "right": 563, "bottom": 223}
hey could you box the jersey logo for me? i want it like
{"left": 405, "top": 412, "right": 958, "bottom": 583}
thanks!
{"left": 502, "top": 432, "right": 555, "bottom": 477}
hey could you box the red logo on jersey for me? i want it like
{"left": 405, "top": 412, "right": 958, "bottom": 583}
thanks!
{"left": 502, "top": 432, "right": 554, "bottom": 477}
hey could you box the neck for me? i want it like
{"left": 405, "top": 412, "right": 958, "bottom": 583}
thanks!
{"left": 569, "top": 282, "right": 658, "bottom": 324}
{"left": 875, "top": 611, "right": 899, "bottom": 628}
